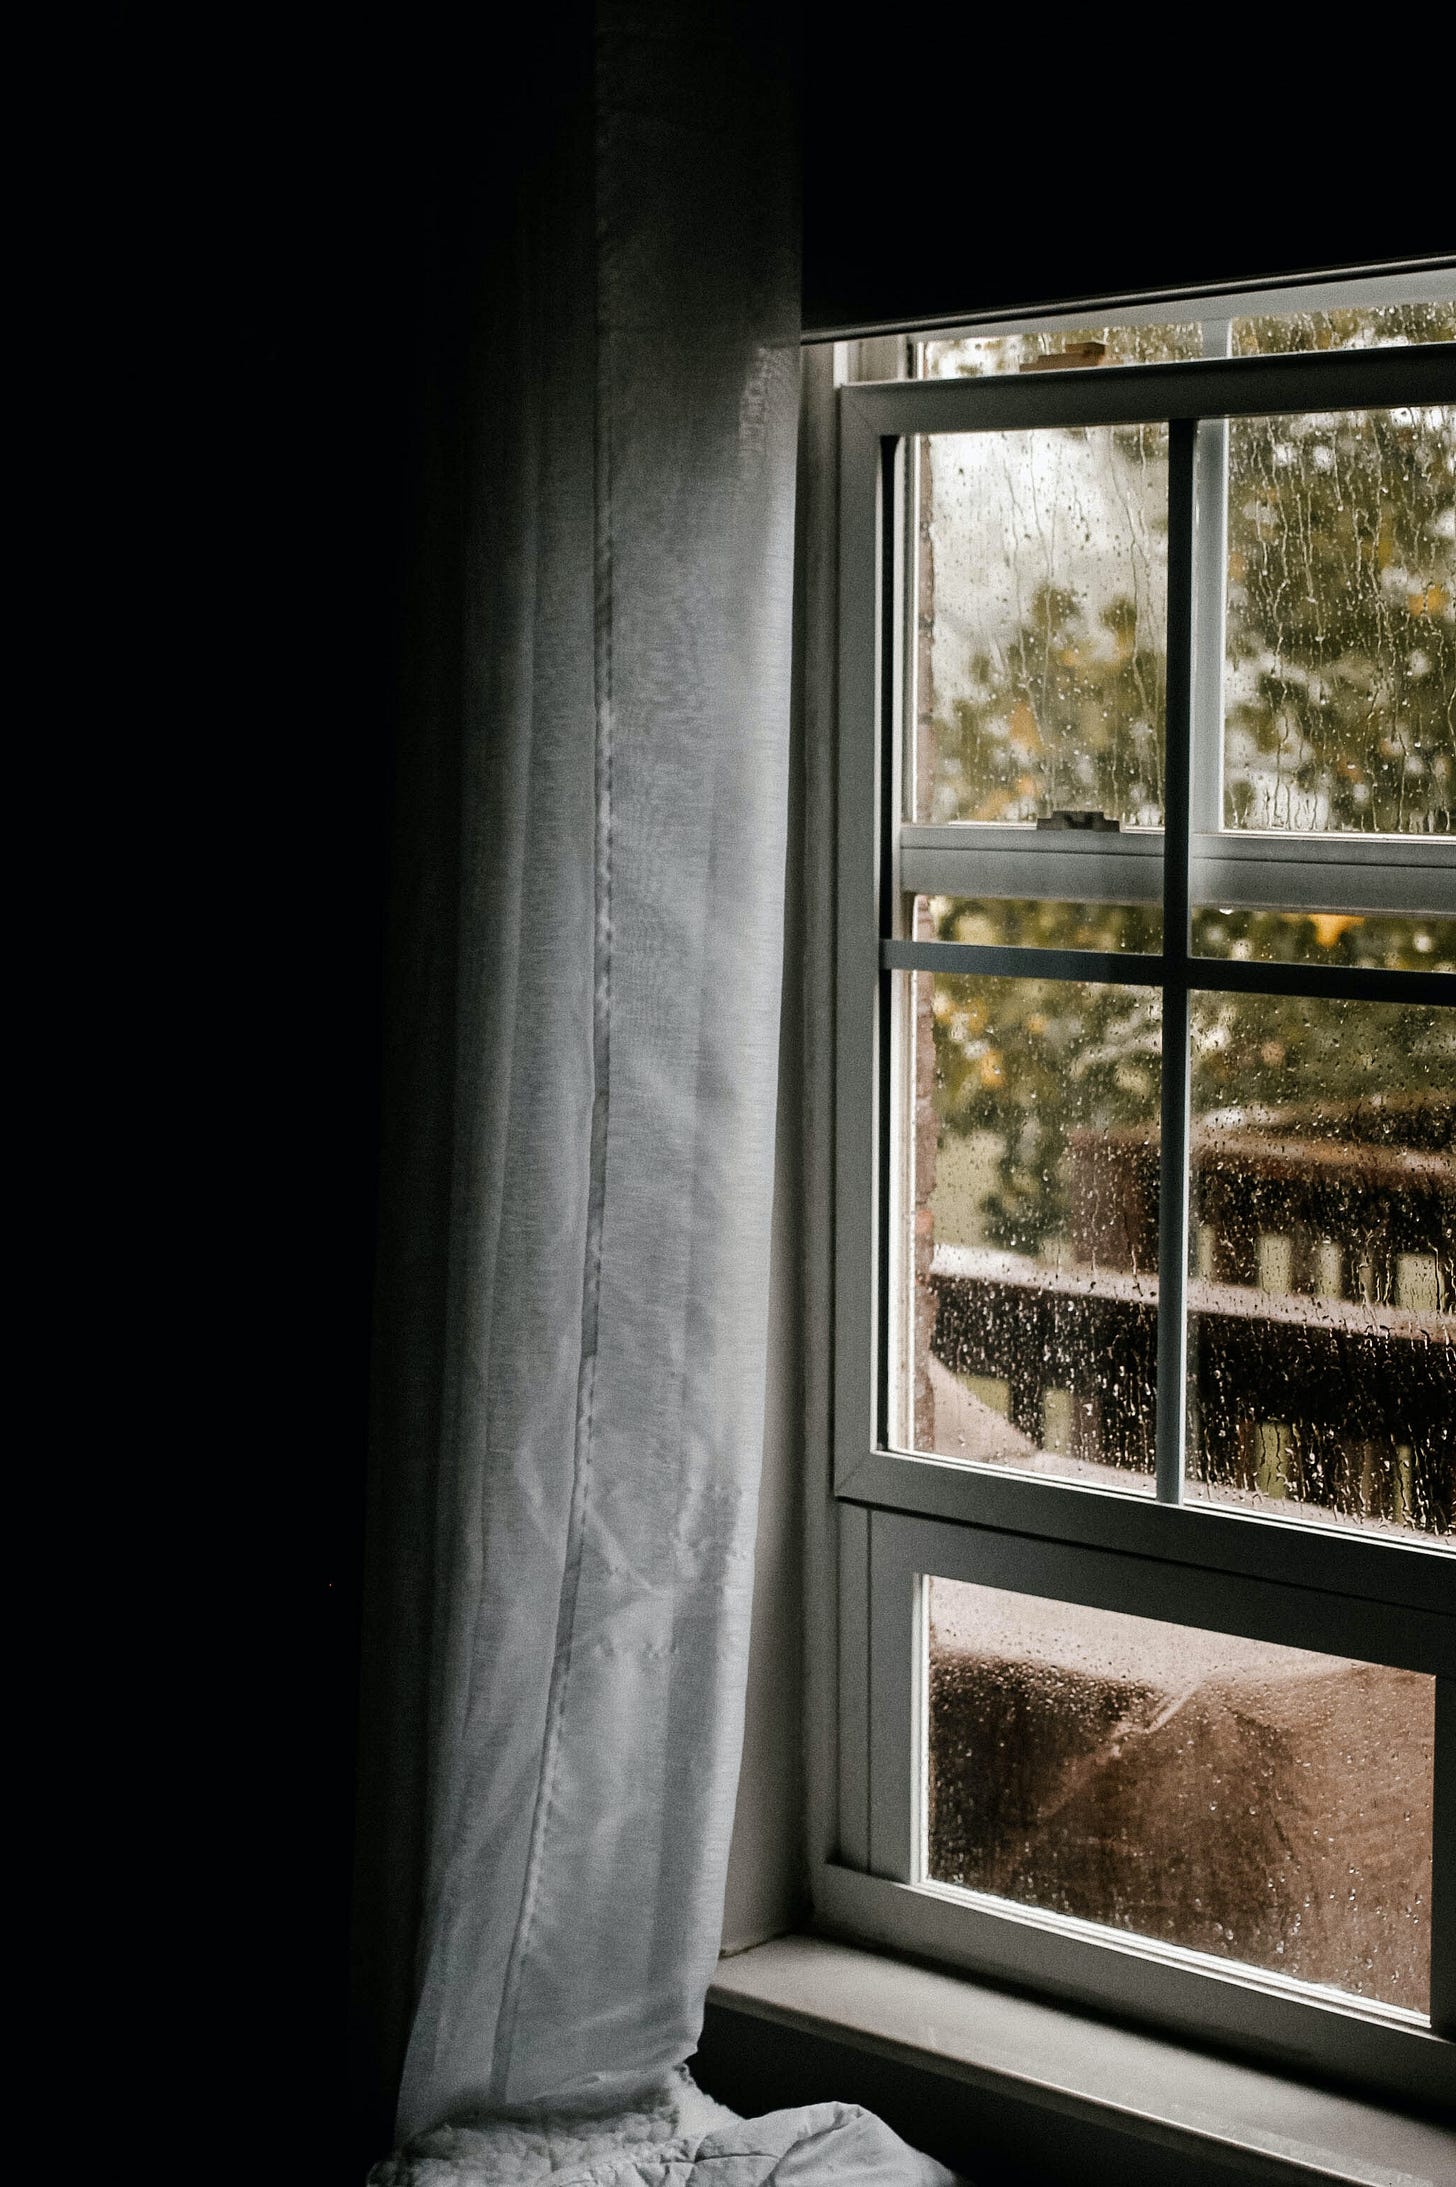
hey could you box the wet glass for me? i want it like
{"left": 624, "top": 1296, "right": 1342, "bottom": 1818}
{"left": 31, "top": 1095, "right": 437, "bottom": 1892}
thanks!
{"left": 917, "top": 895, "right": 1163, "bottom": 955}
{"left": 914, "top": 427, "right": 1168, "bottom": 827}
{"left": 926, "top": 1579, "right": 1435, "bottom": 2013}
{"left": 1222, "top": 405, "right": 1455, "bottom": 836}
{"left": 1232, "top": 300, "right": 1456, "bottom": 360}
{"left": 918, "top": 299, "right": 1456, "bottom": 382}
{"left": 1191, "top": 907, "right": 1456, "bottom": 972}
{"left": 1187, "top": 995, "right": 1456, "bottom": 1538}
{"left": 904, "top": 972, "right": 1160, "bottom": 1487}
{"left": 920, "top": 323, "right": 1203, "bottom": 379}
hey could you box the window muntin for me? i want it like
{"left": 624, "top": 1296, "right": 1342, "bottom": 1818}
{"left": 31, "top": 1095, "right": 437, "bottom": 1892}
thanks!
{"left": 832, "top": 290, "right": 1456, "bottom": 2104}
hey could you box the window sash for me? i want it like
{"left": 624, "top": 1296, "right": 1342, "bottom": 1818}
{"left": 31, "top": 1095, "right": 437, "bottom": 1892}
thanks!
{"left": 835, "top": 342, "right": 1456, "bottom": 1586}
{"left": 844, "top": 1508, "right": 1455, "bottom": 2107}
{"left": 899, "top": 828, "right": 1456, "bottom": 920}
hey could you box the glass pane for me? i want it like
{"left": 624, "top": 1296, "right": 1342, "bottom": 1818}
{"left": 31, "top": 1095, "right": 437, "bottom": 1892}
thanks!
{"left": 904, "top": 972, "right": 1160, "bottom": 1488}
{"left": 926, "top": 1579, "right": 1435, "bottom": 2013}
{"left": 1192, "top": 906, "right": 1456, "bottom": 971}
{"left": 1223, "top": 405, "right": 1455, "bottom": 836}
{"left": 1188, "top": 995, "right": 1456, "bottom": 1539}
{"left": 918, "top": 894, "right": 1163, "bottom": 955}
{"left": 920, "top": 323, "right": 1203, "bottom": 379}
{"left": 1233, "top": 299, "right": 1456, "bottom": 360}
{"left": 915, "top": 427, "right": 1168, "bottom": 827}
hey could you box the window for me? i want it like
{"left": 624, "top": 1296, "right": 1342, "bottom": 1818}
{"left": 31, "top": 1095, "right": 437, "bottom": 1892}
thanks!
{"left": 822, "top": 273, "right": 1455, "bottom": 2111}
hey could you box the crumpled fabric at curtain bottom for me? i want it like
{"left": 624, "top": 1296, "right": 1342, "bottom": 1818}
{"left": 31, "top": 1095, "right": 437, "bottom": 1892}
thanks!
{"left": 367, "top": 2068, "right": 962, "bottom": 2186}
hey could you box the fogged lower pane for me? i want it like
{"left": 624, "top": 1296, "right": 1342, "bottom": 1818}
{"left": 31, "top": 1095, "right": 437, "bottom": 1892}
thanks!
{"left": 1192, "top": 906, "right": 1456, "bottom": 972}
{"left": 1188, "top": 994, "right": 1455, "bottom": 1538}
{"left": 918, "top": 895, "right": 1163, "bottom": 954}
{"left": 906, "top": 973, "right": 1159, "bottom": 1488}
{"left": 926, "top": 1580, "right": 1434, "bottom": 2012}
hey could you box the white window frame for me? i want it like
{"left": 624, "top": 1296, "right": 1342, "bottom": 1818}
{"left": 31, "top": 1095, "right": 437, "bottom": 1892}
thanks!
{"left": 817, "top": 280, "right": 1456, "bottom": 2115}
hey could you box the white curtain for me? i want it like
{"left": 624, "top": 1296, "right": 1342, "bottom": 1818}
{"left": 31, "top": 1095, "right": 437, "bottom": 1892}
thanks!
{"left": 357, "top": 8, "right": 954, "bottom": 2180}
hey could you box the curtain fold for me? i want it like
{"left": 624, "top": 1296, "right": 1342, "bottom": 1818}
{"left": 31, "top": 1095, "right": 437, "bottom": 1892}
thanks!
{"left": 356, "top": 7, "right": 954, "bottom": 2180}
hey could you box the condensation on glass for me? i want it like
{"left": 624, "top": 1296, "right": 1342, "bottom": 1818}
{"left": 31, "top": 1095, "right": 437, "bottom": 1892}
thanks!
{"left": 901, "top": 972, "right": 1160, "bottom": 1489}
{"left": 925, "top": 1579, "right": 1435, "bottom": 2013}
{"left": 1222, "top": 404, "right": 1455, "bottom": 837}
{"left": 1187, "top": 995, "right": 1455, "bottom": 1538}
{"left": 911, "top": 427, "right": 1168, "bottom": 828}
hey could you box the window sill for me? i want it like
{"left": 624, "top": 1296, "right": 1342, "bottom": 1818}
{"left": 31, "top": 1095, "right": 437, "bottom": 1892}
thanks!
{"left": 704, "top": 1934, "right": 1453, "bottom": 2187}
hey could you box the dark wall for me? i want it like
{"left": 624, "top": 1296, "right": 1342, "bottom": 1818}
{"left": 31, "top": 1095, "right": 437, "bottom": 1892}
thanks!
{"left": 803, "top": 18, "right": 1453, "bottom": 337}
{"left": 232, "top": 25, "right": 598, "bottom": 2176}
{"left": 218, "top": 33, "right": 498, "bottom": 2172}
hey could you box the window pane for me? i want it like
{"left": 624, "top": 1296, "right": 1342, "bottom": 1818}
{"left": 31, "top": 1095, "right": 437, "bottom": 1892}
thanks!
{"left": 920, "top": 324, "right": 1203, "bottom": 379}
{"left": 926, "top": 1579, "right": 1435, "bottom": 2014}
{"left": 1187, "top": 994, "right": 1455, "bottom": 1539}
{"left": 914, "top": 427, "right": 1168, "bottom": 827}
{"left": 1223, "top": 405, "right": 1455, "bottom": 836}
{"left": 1191, "top": 906, "right": 1456, "bottom": 971}
{"left": 904, "top": 972, "right": 1160, "bottom": 1488}
{"left": 918, "top": 894, "right": 1163, "bottom": 954}
{"left": 1232, "top": 299, "right": 1456, "bottom": 361}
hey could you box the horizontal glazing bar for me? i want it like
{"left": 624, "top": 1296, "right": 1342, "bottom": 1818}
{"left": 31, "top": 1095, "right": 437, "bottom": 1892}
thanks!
{"left": 903, "top": 826, "right": 1162, "bottom": 858}
{"left": 836, "top": 1452, "right": 1453, "bottom": 1617}
{"left": 1193, "top": 862, "right": 1456, "bottom": 920}
{"left": 883, "top": 937, "right": 1453, "bottom": 1004}
{"left": 904, "top": 824, "right": 1456, "bottom": 869}
{"left": 902, "top": 831, "right": 1455, "bottom": 917}
{"left": 903, "top": 833, "right": 1161, "bottom": 912}
{"left": 882, "top": 939, "right": 1165, "bottom": 985}
{"left": 1188, "top": 956, "right": 1454, "bottom": 1005}
{"left": 845, "top": 343, "right": 1456, "bottom": 436}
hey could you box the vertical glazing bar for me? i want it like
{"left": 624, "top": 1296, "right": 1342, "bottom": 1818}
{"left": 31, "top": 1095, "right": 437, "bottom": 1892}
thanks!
{"left": 1190, "top": 402, "right": 1229, "bottom": 836}
{"left": 1156, "top": 419, "right": 1196, "bottom": 1505}
{"left": 835, "top": 1503, "right": 871, "bottom": 1870}
{"left": 877, "top": 439, "right": 901, "bottom": 1451}
{"left": 1432, "top": 1677, "right": 1455, "bottom": 2038}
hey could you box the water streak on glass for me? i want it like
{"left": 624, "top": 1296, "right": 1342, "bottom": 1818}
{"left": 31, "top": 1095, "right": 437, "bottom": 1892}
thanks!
{"left": 906, "top": 972, "right": 1160, "bottom": 1488}
{"left": 1188, "top": 996, "right": 1455, "bottom": 1538}
{"left": 1222, "top": 404, "right": 1455, "bottom": 836}
{"left": 926, "top": 1580, "right": 1434, "bottom": 2012}
{"left": 918, "top": 299, "right": 1455, "bottom": 380}
{"left": 914, "top": 427, "right": 1168, "bottom": 827}
{"left": 1232, "top": 300, "right": 1456, "bottom": 361}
